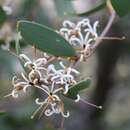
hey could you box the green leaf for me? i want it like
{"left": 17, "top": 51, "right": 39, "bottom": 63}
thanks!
{"left": 0, "top": 6, "right": 7, "bottom": 26}
{"left": 17, "top": 20, "right": 76, "bottom": 57}
{"left": 71, "top": 2, "right": 106, "bottom": 17}
{"left": 65, "top": 78, "right": 91, "bottom": 99}
{"left": 111, "top": 0, "right": 130, "bottom": 17}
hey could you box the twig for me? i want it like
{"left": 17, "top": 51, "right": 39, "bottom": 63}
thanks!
{"left": 92, "top": 11, "right": 116, "bottom": 49}
{"left": 92, "top": 0, "right": 116, "bottom": 50}
{"left": 84, "top": 2, "right": 116, "bottom": 60}
{"left": 60, "top": 116, "right": 65, "bottom": 130}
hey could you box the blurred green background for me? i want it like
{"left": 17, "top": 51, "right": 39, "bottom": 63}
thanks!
{"left": 0, "top": 0, "right": 130, "bottom": 130}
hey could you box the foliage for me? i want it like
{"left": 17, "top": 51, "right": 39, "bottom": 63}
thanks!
{"left": 17, "top": 20, "right": 76, "bottom": 57}
{"left": 65, "top": 79, "right": 91, "bottom": 99}
{"left": 110, "top": 0, "right": 130, "bottom": 17}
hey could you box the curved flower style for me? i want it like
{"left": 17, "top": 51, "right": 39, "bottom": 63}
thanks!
{"left": 58, "top": 19, "right": 99, "bottom": 61}
{"left": 5, "top": 75, "right": 31, "bottom": 98}
{"left": 59, "top": 19, "right": 99, "bottom": 40}
{"left": 47, "top": 62, "right": 79, "bottom": 94}
{"left": 69, "top": 32, "right": 94, "bottom": 61}
{"left": 31, "top": 82, "right": 69, "bottom": 119}
{"left": 7, "top": 76, "right": 27, "bottom": 98}
{"left": 5, "top": 70, "right": 43, "bottom": 98}
{"left": 19, "top": 54, "right": 47, "bottom": 71}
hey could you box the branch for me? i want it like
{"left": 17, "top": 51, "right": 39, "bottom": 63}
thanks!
{"left": 89, "top": 1, "right": 116, "bottom": 57}
{"left": 92, "top": 11, "right": 116, "bottom": 49}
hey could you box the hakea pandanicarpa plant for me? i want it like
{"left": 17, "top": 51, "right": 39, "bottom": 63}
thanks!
{"left": 5, "top": 19, "right": 103, "bottom": 119}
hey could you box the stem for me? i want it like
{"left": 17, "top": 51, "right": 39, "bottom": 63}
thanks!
{"left": 72, "top": 6, "right": 116, "bottom": 68}
{"left": 92, "top": 0, "right": 117, "bottom": 50}
{"left": 60, "top": 116, "right": 65, "bottom": 129}
{"left": 92, "top": 10, "right": 116, "bottom": 49}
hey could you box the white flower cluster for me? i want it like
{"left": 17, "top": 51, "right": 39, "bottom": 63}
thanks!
{"left": 5, "top": 19, "right": 102, "bottom": 119}
{"left": 6, "top": 54, "right": 79, "bottom": 118}
{"left": 58, "top": 19, "right": 99, "bottom": 61}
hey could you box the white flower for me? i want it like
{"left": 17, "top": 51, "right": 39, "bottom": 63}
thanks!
{"left": 47, "top": 62, "right": 79, "bottom": 94}
{"left": 5, "top": 75, "right": 32, "bottom": 98}
{"left": 84, "top": 20, "right": 99, "bottom": 38}
{"left": 58, "top": 19, "right": 99, "bottom": 61}
{"left": 31, "top": 82, "right": 69, "bottom": 118}
{"left": 5, "top": 70, "right": 43, "bottom": 98}
{"left": 19, "top": 54, "right": 47, "bottom": 71}
{"left": 59, "top": 19, "right": 99, "bottom": 39}
{"left": 59, "top": 20, "right": 83, "bottom": 40}
{"left": 69, "top": 32, "right": 94, "bottom": 61}
{"left": 69, "top": 31, "right": 93, "bottom": 47}
{"left": 21, "top": 70, "right": 41, "bottom": 88}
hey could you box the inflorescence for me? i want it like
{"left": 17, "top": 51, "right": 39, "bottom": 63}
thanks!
{"left": 5, "top": 19, "right": 102, "bottom": 119}
{"left": 58, "top": 19, "right": 99, "bottom": 61}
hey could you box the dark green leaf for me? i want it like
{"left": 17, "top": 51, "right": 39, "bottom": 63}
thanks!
{"left": 0, "top": 6, "right": 7, "bottom": 26}
{"left": 65, "top": 78, "right": 91, "bottom": 99}
{"left": 70, "top": 2, "right": 106, "bottom": 17}
{"left": 17, "top": 20, "right": 76, "bottom": 57}
{"left": 111, "top": 0, "right": 130, "bottom": 17}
